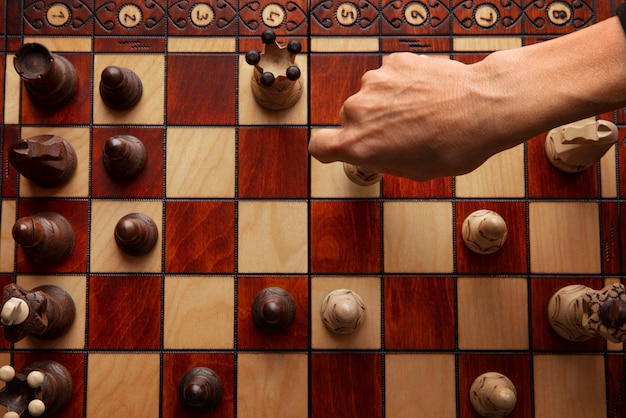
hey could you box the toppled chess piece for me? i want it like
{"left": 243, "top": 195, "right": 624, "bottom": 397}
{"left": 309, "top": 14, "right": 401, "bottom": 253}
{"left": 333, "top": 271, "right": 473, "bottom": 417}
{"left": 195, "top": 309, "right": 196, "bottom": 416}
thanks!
{"left": 99, "top": 65, "right": 143, "bottom": 110}
{"left": 102, "top": 135, "right": 147, "bottom": 179}
{"left": 0, "top": 361, "right": 73, "bottom": 417}
{"left": 545, "top": 117, "right": 618, "bottom": 173}
{"left": 0, "top": 283, "right": 76, "bottom": 342}
{"left": 462, "top": 209, "right": 508, "bottom": 255}
{"left": 548, "top": 282, "right": 626, "bottom": 343}
{"left": 12, "top": 212, "right": 75, "bottom": 265}
{"left": 321, "top": 289, "right": 366, "bottom": 334}
{"left": 13, "top": 43, "right": 78, "bottom": 109}
{"left": 470, "top": 372, "right": 517, "bottom": 418}
{"left": 343, "top": 163, "right": 383, "bottom": 186}
{"left": 245, "top": 30, "right": 303, "bottom": 110}
{"left": 114, "top": 213, "right": 158, "bottom": 256}
{"left": 251, "top": 287, "right": 295, "bottom": 331}
{"left": 8, "top": 135, "right": 77, "bottom": 188}
{"left": 179, "top": 367, "right": 222, "bottom": 411}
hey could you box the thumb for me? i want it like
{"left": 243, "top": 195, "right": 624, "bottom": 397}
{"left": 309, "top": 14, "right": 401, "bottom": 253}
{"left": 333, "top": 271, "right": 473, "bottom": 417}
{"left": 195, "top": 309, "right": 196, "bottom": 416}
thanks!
{"left": 309, "top": 128, "right": 345, "bottom": 163}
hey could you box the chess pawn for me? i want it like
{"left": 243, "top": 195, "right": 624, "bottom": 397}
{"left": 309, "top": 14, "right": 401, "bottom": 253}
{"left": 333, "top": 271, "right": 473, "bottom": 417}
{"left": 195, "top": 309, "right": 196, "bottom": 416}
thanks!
{"left": 13, "top": 43, "right": 78, "bottom": 109}
{"left": 8, "top": 135, "right": 77, "bottom": 188}
{"left": 99, "top": 65, "right": 143, "bottom": 110}
{"left": 251, "top": 287, "right": 296, "bottom": 331}
{"left": 179, "top": 367, "right": 222, "bottom": 410}
{"left": 0, "top": 283, "right": 76, "bottom": 342}
{"left": 548, "top": 282, "right": 626, "bottom": 343}
{"left": 462, "top": 210, "right": 508, "bottom": 254}
{"left": 343, "top": 163, "right": 383, "bottom": 186}
{"left": 470, "top": 372, "right": 517, "bottom": 418}
{"left": 12, "top": 212, "right": 75, "bottom": 265}
{"left": 102, "top": 135, "right": 147, "bottom": 179}
{"left": 114, "top": 213, "right": 158, "bottom": 256}
{"left": 0, "top": 361, "right": 73, "bottom": 417}
{"left": 545, "top": 117, "right": 618, "bottom": 173}
{"left": 245, "top": 30, "right": 303, "bottom": 110}
{"left": 321, "top": 289, "right": 366, "bottom": 334}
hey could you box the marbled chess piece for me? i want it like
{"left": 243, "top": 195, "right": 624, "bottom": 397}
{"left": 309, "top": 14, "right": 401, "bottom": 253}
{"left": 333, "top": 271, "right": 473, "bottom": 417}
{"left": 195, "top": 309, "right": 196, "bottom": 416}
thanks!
{"left": 321, "top": 289, "right": 366, "bottom": 334}
{"left": 179, "top": 367, "right": 222, "bottom": 410}
{"left": 102, "top": 135, "right": 147, "bottom": 179}
{"left": 12, "top": 212, "right": 75, "bottom": 265}
{"left": 251, "top": 287, "right": 295, "bottom": 331}
{"left": 114, "top": 213, "right": 158, "bottom": 256}
{"left": 99, "top": 65, "right": 143, "bottom": 110}
{"left": 462, "top": 210, "right": 508, "bottom": 254}
{"left": 470, "top": 372, "right": 517, "bottom": 418}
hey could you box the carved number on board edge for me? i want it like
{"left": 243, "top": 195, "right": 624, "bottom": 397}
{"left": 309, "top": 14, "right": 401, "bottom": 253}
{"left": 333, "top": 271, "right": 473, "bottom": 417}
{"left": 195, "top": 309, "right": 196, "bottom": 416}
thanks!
{"left": 124, "top": 13, "right": 137, "bottom": 23}
{"left": 480, "top": 12, "right": 494, "bottom": 24}
{"left": 196, "top": 11, "right": 210, "bottom": 21}
{"left": 268, "top": 11, "right": 280, "bottom": 21}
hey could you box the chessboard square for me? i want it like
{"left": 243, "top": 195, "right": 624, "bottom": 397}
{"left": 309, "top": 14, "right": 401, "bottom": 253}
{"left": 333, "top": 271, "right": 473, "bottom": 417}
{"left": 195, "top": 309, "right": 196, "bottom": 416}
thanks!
{"left": 93, "top": 54, "right": 164, "bottom": 125}
{"left": 383, "top": 175, "right": 453, "bottom": 198}
{"left": 165, "top": 201, "right": 235, "bottom": 273}
{"left": 90, "top": 200, "right": 163, "bottom": 273}
{"left": 384, "top": 277, "right": 455, "bottom": 350}
{"left": 386, "top": 354, "right": 456, "bottom": 418}
{"left": 237, "top": 353, "right": 308, "bottom": 418}
{"left": 600, "top": 144, "right": 617, "bottom": 198}
{"left": 457, "top": 277, "right": 529, "bottom": 350}
{"left": 238, "top": 128, "right": 308, "bottom": 198}
{"left": 164, "top": 276, "right": 234, "bottom": 349}
{"left": 310, "top": 158, "right": 380, "bottom": 198}
{"left": 167, "top": 55, "right": 235, "bottom": 125}
{"left": 529, "top": 202, "right": 600, "bottom": 273}
{"left": 1, "top": 126, "right": 19, "bottom": 197}
{"left": 15, "top": 275, "right": 86, "bottom": 350}
{"left": 0, "top": 200, "right": 17, "bottom": 273}
{"left": 238, "top": 201, "right": 307, "bottom": 273}
{"left": 4, "top": 54, "right": 20, "bottom": 125}
{"left": 533, "top": 355, "right": 606, "bottom": 418}
{"left": 311, "top": 276, "right": 381, "bottom": 350}
{"left": 383, "top": 201, "right": 453, "bottom": 273}
{"left": 18, "top": 126, "right": 89, "bottom": 198}
{"left": 0, "top": 276, "right": 13, "bottom": 348}
{"left": 166, "top": 127, "right": 235, "bottom": 198}
{"left": 310, "top": 201, "right": 380, "bottom": 273}
{"left": 89, "top": 275, "right": 161, "bottom": 350}
{"left": 87, "top": 354, "right": 160, "bottom": 418}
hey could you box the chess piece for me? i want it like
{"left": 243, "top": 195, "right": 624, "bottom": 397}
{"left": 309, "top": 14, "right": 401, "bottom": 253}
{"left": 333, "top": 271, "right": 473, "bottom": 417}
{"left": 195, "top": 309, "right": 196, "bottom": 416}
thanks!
{"left": 251, "top": 287, "right": 295, "bottom": 331}
{"left": 99, "top": 65, "right": 143, "bottom": 110}
{"left": 114, "top": 213, "right": 158, "bottom": 256}
{"left": 343, "top": 163, "right": 383, "bottom": 186}
{"left": 13, "top": 43, "right": 78, "bottom": 109}
{"left": 12, "top": 212, "right": 75, "bottom": 265}
{"left": 179, "top": 367, "right": 222, "bottom": 410}
{"left": 102, "top": 135, "right": 147, "bottom": 179}
{"left": 8, "top": 135, "right": 77, "bottom": 188}
{"left": 245, "top": 30, "right": 303, "bottom": 110}
{"left": 462, "top": 209, "right": 508, "bottom": 254}
{"left": 321, "top": 289, "right": 366, "bottom": 334}
{"left": 0, "top": 361, "right": 73, "bottom": 417}
{"left": 548, "top": 282, "right": 626, "bottom": 343}
{"left": 545, "top": 117, "right": 618, "bottom": 173}
{"left": 0, "top": 283, "right": 76, "bottom": 342}
{"left": 470, "top": 372, "right": 517, "bottom": 418}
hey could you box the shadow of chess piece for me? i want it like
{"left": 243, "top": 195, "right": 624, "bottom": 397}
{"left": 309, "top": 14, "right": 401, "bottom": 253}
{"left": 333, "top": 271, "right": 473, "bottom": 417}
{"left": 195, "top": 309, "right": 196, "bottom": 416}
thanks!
{"left": 470, "top": 372, "right": 517, "bottom": 418}
{"left": 114, "top": 213, "right": 158, "bottom": 256}
{"left": 99, "top": 65, "right": 143, "bottom": 110}
{"left": 251, "top": 287, "right": 296, "bottom": 331}
{"left": 102, "top": 135, "right": 147, "bottom": 180}
{"left": 13, "top": 42, "right": 78, "bottom": 109}
{"left": 12, "top": 212, "right": 75, "bottom": 265}
{"left": 8, "top": 135, "right": 77, "bottom": 188}
{"left": 0, "top": 283, "right": 76, "bottom": 342}
{"left": 321, "top": 289, "right": 366, "bottom": 334}
{"left": 179, "top": 367, "right": 222, "bottom": 411}
{"left": 343, "top": 163, "right": 383, "bottom": 186}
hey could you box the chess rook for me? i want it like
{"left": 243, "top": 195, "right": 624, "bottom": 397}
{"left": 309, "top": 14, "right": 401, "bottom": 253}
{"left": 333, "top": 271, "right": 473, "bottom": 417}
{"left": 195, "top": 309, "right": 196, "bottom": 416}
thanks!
{"left": 13, "top": 43, "right": 78, "bottom": 109}
{"left": 462, "top": 210, "right": 508, "bottom": 255}
{"left": 251, "top": 287, "right": 296, "bottom": 331}
{"left": 114, "top": 213, "right": 158, "bottom": 256}
{"left": 470, "top": 372, "right": 517, "bottom": 418}
{"left": 102, "top": 135, "right": 147, "bottom": 179}
{"left": 321, "top": 289, "right": 366, "bottom": 334}
{"left": 179, "top": 367, "right": 223, "bottom": 410}
{"left": 343, "top": 163, "right": 383, "bottom": 186}
{"left": 99, "top": 65, "right": 143, "bottom": 110}
{"left": 12, "top": 212, "right": 75, "bottom": 265}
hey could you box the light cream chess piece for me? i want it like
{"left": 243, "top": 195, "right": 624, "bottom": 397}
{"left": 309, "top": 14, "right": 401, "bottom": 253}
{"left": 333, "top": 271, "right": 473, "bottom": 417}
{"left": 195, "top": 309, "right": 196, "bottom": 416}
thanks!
{"left": 321, "top": 289, "right": 366, "bottom": 334}
{"left": 462, "top": 210, "right": 508, "bottom": 254}
{"left": 343, "top": 163, "right": 383, "bottom": 186}
{"left": 470, "top": 372, "right": 517, "bottom": 418}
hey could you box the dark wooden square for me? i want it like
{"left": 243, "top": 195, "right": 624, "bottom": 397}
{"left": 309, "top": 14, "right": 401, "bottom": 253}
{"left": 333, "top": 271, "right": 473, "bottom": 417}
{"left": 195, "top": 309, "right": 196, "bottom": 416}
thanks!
{"left": 601, "top": 202, "right": 621, "bottom": 275}
{"left": 383, "top": 176, "right": 452, "bottom": 198}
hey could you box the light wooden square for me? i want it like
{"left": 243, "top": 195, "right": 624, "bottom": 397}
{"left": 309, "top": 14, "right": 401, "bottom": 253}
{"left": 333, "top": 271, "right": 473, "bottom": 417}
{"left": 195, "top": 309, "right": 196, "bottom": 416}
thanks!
{"left": 166, "top": 127, "right": 235, "bottom": 198}
{"left": 4, "top": 54, "right": 20, "bottom": 125}
{"left": 383, "top": 201, "right": 453, "bottom": 273}
{"left": 457, "top": 277, "right": 529, "bottom": 350}
{"left": 237, "top": 353, "right": 308, "bottom": 418}
{"left": 90, "top": 200, "right": 162, "bottom": 273}
{"left": 600, "top": 145, "right": 617, "bottom": 198}
{"left": 238, "top": 201, "right": 307, "bottom": 273}
{"left": 310, "top": 157, "right": 380, "bottom": 198}
{"left": 311, "top": 276, "right": 381, "bottom": 349}
{"left": 164, "top": 276, "right": 234, "bottom": 349}
{"left": 529, "top": 202, "right": 600, "bottom": 273}
{"left": 0, "top": 200, "right": 17, "bottom": 273}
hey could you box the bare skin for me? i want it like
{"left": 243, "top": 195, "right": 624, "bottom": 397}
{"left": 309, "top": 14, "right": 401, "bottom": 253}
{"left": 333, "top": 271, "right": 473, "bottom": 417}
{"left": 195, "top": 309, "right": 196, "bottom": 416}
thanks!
{"left": 309, "top": 16, "right": 626, "bottom": 182}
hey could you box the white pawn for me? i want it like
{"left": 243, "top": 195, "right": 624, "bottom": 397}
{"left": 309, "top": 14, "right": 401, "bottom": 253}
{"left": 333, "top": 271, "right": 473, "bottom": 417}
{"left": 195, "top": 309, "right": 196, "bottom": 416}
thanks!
{"left": 321, "top": 289, "right": 366, "bottom": 334}
{"left": 343, "top": 163, "right": 383, "bottom": 186}
{"left": 470, "top": 372, "right": 517, "bottom": 417}
{"left": 462, "top": 210, "right": 508, "bottom": 254}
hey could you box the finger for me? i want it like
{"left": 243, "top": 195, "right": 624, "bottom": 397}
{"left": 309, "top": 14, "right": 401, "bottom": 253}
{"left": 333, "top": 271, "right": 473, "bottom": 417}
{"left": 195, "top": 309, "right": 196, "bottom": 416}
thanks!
{"left": 309, "top": 128, "right": 345, "bottom": 163}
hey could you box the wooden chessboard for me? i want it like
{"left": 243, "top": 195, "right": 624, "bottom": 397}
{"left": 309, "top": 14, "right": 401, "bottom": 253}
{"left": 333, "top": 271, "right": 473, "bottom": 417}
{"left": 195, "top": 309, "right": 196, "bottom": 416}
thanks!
{"left": 0, "top": 1, "right": 624, "bottom": 417}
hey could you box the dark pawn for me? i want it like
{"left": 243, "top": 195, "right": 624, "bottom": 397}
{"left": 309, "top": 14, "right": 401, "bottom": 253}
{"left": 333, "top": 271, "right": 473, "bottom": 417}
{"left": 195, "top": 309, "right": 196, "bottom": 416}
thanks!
{"left": 8, "top": 135, "right": 77, "bottom": 188}
{"left": 102, "top": 135, "right": 147, "bottom": 180}
{"left": 13, "top": 43, "right": 78, "bottom": 109}
{"left": 114, "top": 213, "right": 158, "bottom": 256}
{"left": 179, "top": 367, "right": 223, "bottom": 410}
{"left": 12, "top": 212, "right": 75, "bottom": 265}
{"left": 99, "top": 65, "right": 143, "bottom": 110}
{"left": 251, "top": 287, "right": 295, "bottom": 331}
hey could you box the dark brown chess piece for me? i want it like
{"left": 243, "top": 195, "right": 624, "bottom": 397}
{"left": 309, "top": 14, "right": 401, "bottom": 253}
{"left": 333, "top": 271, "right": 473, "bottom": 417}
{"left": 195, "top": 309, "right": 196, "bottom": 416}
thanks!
{"left": 0, "top": 360, "right": 73, "bottom": 416}
{"left": 0, "top": 283, "right": 76, "bottom": 342}
{"left": 12, "top": 212, "right": 75, "bottom": 265}
{"left": 102, "top": 135, "right": 147, "bottom": 179}
{"left": 8, "top": 135, "right": 77, "bottom": 188}
{"left": 99, "top": 65, "right": 143, "bottom": 110}
{"left": 114, "top": 213, "right": 158, "bottom": 256}
{"left": 251, "top": 287, "right": 295, "bottom": 331}
{"left": 13, "top": 42, "right": 78, "bottom": 109}
{"left": 179, "top": 367, "right": 222, "bottom": 410}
